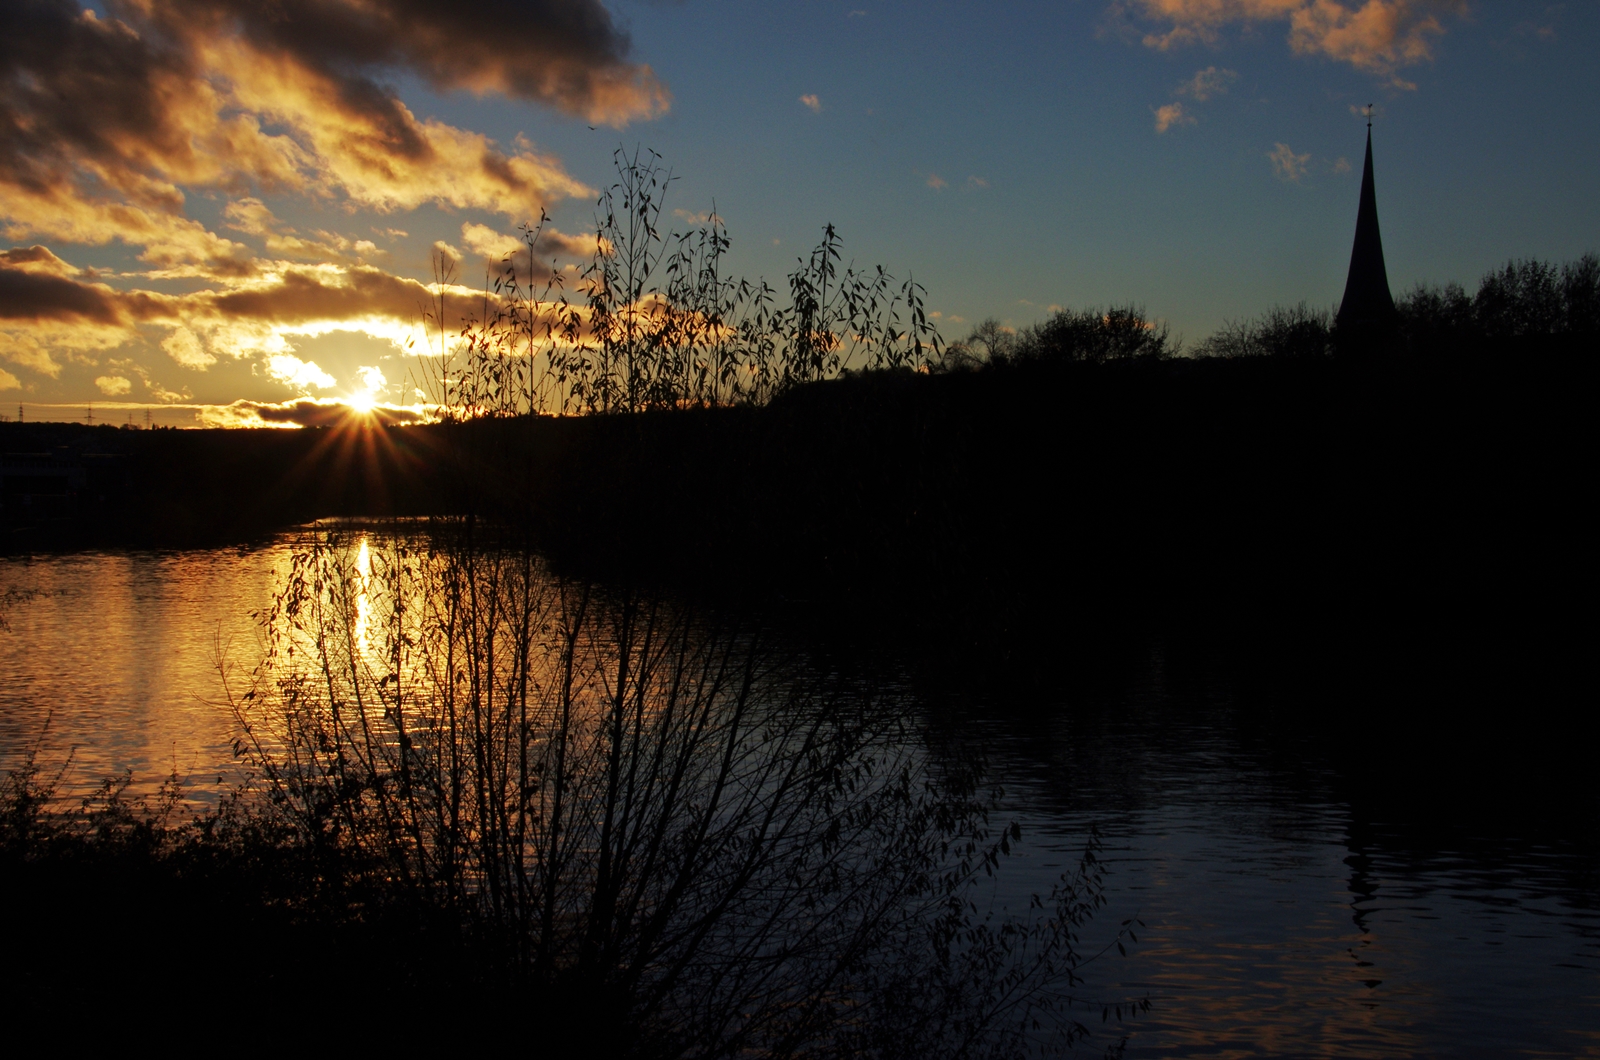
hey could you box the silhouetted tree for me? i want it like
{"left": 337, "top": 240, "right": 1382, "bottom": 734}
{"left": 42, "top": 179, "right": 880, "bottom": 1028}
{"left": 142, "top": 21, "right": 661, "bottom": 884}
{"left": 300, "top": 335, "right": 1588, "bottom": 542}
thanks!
{"left": 1013, "top": 305, "right": 1172, "bottom": 364}
{"left": 1194, "top": 302, "right": 1332, "bottom": 360}
{"left": 1395, "top": 254, "right": 1598, "bottom": 356}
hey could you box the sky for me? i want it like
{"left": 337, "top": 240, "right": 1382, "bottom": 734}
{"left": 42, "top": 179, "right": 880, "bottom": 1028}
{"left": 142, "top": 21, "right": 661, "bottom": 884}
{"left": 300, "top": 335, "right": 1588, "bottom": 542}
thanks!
{"left": 2, "top": 0, "right": 1596, "bottom": 426}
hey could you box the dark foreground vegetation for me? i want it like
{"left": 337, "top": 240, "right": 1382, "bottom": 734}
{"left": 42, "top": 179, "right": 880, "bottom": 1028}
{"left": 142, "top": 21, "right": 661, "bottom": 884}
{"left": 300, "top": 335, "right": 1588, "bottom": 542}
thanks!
{"left": 2, "top": 537, "right": 1144, "bottom": 1054}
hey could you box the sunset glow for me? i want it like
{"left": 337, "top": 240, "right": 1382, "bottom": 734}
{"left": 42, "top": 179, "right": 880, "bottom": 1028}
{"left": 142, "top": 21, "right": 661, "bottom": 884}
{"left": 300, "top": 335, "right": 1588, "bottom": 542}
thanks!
{"left": 1, "top": 2, "right": 1594, "bottom": 426}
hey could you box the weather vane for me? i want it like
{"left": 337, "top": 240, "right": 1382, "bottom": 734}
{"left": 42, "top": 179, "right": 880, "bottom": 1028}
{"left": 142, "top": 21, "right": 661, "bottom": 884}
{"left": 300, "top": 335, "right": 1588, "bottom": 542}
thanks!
{"left": 1365, "top": 103, "right": 1374, "bottom": 128}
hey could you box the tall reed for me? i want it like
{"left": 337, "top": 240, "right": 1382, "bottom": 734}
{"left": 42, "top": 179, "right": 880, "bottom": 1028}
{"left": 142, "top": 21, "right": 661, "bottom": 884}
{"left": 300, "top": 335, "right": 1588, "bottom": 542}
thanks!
{"left": 418, "top": 148, "right": 944, "bottom": 418}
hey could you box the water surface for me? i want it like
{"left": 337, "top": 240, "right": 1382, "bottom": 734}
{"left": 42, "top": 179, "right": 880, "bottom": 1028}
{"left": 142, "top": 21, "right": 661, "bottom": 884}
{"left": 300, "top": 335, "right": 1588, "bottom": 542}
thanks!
{"left": 1, "top": 537, "right": 1595, "bottom": 1057}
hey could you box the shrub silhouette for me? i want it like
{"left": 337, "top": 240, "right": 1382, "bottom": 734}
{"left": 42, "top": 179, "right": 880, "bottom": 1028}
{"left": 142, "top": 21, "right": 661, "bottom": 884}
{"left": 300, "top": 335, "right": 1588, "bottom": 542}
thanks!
{"left": 216, "top": 521, "right": 1144, "bottom": 1057}
{"left": 1194, "top": 302, "right": 1332, "bottom": 360}
{"left": 1014, "top": 305, "right": 1172, "bottom": 364}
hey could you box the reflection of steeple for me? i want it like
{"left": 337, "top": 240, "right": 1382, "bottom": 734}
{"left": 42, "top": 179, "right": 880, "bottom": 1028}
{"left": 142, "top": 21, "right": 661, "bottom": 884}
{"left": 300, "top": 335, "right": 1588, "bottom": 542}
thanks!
{"left": 1335, "top": 119, "right": 1396, "bottom": 331}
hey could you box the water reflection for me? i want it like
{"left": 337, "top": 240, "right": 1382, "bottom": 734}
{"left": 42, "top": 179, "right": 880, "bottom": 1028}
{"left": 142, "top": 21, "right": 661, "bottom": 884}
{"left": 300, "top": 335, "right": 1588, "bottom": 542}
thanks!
{"left": 0, "top": 546, "right": 289, "bottom": 802}
{"left": 952, "top": 660, "right": 1600, "bottom": 1057}
{"left": 352, "top": 534, "right": 372, "bottom": 654}
{"left": 2, "top": 535, "right": 1597, "bottom": 1055}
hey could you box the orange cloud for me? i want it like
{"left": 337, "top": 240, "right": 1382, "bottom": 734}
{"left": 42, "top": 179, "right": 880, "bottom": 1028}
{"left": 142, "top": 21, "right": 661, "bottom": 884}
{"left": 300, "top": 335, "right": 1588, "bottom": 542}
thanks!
{"left": 1267, "top": 141, "right": 1312, "bottom": 181}
{"left": 1154, "top": 102, "right": 1196, "bottom": 132}
{"left": 1124, "top": 0, "right": 1465, "bottom": 82}
{"left": 1176, "top": 66, "right": 1240, "bottom": 100}
{"left": 459, "top": 222, "right": 599, "bottom": 286}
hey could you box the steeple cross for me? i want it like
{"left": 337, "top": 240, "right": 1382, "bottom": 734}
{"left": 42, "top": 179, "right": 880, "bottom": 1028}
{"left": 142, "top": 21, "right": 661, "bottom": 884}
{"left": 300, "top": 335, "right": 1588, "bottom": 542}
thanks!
{"left": 1364, "top": 104, "right": 1374, "bottom": 128}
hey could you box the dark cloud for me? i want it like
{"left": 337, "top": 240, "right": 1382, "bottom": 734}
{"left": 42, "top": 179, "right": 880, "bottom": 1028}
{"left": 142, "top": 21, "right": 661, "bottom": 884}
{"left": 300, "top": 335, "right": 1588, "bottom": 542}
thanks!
{"left": 0, "top": 257, "right": 509, "bottom": 366}
{"left": 0, "top": 244, "right": 79, "bottom": 274}
{"left": 195, "top": 264, "right": 490, "bottom": 333}
{"left": 0, "top": 1, "right": 641, "bottom": 270}
{"left": 0, "top": 0, "right": 198, "bottom": 196}
{"left": 218, "top": 397, "right": 430, "bottom": 428}
{"left": 147, "top": 0, "right": 664, "bottom": 121}
{"left": 0, "top": 263, "right": 123, "bottom": 323}
{"left": 0, "top": 260, "right": 178, "bottom": 326}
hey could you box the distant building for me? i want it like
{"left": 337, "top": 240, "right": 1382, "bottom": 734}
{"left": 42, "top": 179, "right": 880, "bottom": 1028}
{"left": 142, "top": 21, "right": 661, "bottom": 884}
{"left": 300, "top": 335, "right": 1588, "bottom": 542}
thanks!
{"left": 1335, "top": 119, "right": 1397, "bottom": 332}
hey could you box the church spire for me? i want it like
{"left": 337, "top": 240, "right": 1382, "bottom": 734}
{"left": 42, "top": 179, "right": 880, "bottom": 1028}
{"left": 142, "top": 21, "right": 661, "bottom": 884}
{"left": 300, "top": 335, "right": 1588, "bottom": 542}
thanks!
{"left": 1335, "top": 110, "right": 1396, "bottom": 331}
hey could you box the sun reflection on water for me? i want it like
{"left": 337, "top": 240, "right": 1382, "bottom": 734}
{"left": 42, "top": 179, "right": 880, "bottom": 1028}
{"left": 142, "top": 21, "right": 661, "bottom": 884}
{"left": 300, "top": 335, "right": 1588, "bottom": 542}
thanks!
{"left": 353, "top": 534, "right": 372, "bottom": 654}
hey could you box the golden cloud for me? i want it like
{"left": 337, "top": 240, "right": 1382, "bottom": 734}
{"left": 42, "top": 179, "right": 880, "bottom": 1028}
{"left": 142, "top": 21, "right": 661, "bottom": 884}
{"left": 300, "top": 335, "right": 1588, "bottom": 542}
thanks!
{"left": 161, "top": 325, "right": 216, "bottom": 369}
{"left": 0, "top": 254, "right": 508, "bottom": 384}
{"left": 1124, "top": 0, "right": 1465, "bottom": 81}
{"left": 266, "top": 353, "right": 336, "bottom": 392}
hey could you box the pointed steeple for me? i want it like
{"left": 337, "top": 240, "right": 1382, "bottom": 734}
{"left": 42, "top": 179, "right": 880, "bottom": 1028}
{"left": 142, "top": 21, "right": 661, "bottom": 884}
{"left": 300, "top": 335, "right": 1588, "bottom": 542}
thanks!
{"left": 1335, "top": 116, "right": 1396, "bottom": 331}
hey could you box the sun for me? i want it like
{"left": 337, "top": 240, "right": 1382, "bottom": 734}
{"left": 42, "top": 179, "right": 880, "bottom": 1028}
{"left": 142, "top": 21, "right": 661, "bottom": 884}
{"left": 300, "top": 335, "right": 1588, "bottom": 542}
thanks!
{"left": 349, "top": 390, "right": 377, "bottom": 415}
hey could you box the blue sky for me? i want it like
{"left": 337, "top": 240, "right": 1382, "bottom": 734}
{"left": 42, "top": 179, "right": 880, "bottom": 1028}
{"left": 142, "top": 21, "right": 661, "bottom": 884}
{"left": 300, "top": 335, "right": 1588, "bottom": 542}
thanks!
{"left": 2, "top": 0, "right": 1595, "bottom": 421}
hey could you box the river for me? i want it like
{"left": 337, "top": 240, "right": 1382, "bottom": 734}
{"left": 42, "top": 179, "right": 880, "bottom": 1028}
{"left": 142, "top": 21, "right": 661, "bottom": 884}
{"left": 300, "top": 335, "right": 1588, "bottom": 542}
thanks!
{"left": 1, "top": 532, "right": 1595, "bottom": 1057}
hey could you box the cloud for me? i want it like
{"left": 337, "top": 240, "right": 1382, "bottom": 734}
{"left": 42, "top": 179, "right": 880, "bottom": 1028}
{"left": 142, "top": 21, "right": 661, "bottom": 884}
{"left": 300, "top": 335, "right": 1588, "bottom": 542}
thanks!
{"left": 2, "top": 256, "right": 510, "bottom": 388}
{"left": 966, "top": 176, "right": 989, "bottom": 189}
{"left": 13, "top": 259, "right": 491, "bottom": 338}
{"left": 926, "top": 174, "right": 948, "bottom": 191}
{"left": 1153, "top": 65, "right": 1236, "bottom": 133}
{"left": 223, "top": 199, "right": 381, "bottom": 262}
{"left": 1513, "top": 11, "right": 1560, "bottom": 43}
{"left": 0, "top": 2, "right": 665, "bottom": 400}
{"left": 459, "top": 222, "right": 598, "bottom": 285}
{"left": 267, "top": 353, "right": 337, "bottom": 391}
{"left": 113, "top": 358, "right": 192, "bottom": 402}
{"left": 0, "top": 262, "right": 131, "bottom": 326}
{"left": 0, "top": 367, "right": 19, "bottom": 391}
{"left": 161, "top": 326, "right": 216, "bottom": 369}
{"left": 356, "top": 365, "right": 387, "bottom": 393}
{"left": 161, "top": 0, "right": 669, "bottom": 124}
{"left": 1, "top": 245, "right": 82, "bottom": 277}
{"left": 1153, "top": 102, "right": 1195, "bottom": 133}
{"left": 1123, "top": 0, "right": 1466, "bottom": 82}
{"left": 1333, "top": 156, "right": 1352, "bottom": 173}
{"left": 1267, "top": 142, "right": 1312, "bottom": 181}
{"left": 799, "top": 94, "right": 822, "bottom": 113}
{"left": 1176, "top": 66, "right": 1240, "bottom": 101}
{"left": 197, "top": 397, "right": 431, "bottom": 428}
{"left": 0, "top": 0, "right": 614, "bottom": 277}
{"left": 95, "top": 374, "right": 133, "bottom": 396}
